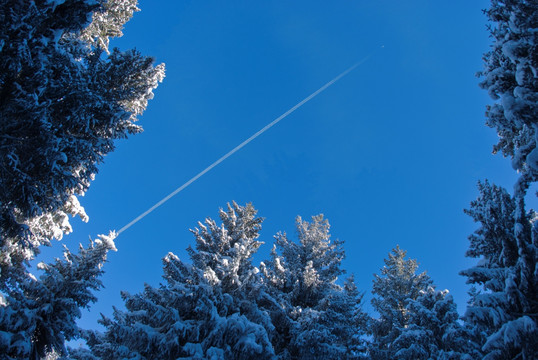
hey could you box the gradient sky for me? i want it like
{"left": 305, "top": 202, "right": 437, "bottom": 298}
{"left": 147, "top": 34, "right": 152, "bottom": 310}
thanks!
{"left": 39, "top": 0, "right": 530, "bottom": 331}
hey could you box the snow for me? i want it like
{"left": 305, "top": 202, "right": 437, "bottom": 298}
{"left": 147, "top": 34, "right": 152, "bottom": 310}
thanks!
{"left": 96, "top": 231, "right": 117, "bottom": 252}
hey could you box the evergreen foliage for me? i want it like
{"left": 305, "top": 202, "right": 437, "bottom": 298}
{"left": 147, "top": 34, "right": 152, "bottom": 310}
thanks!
{"left": 368, "top": 246, "right": 432, "bottom": 360}
{"left": 461, "top": 181, "right": 537, "bottom": 359}
{"left": 393, "top": 286, "right": 479, "bottom": 360}
{"left": 75, "top": 203, "right": 275, "bottom": 360}
{"left": 463, "top": 1, "right": 538, "bottom": 358}
{"left": 261, "top": 215, "right": 368, "bottom": 359}
{"left": 0, "top": 0, "right": 164, "bottom": 287}
{"left": 0, "top": 0, "right": 163, "bottom": 358}
{"left": 478, "top": 0, "right": 538, "bottom": 188}
{"left": 6, "top": 1, "right": 535, "bottom": 358}
{"left": 0, "top": 232, "right": 117, "bottom": 359}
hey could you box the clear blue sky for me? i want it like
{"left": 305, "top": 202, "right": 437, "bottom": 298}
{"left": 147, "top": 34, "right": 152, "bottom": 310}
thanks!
{"left": 40, "top": 0, "right": 527, "bottom": 330}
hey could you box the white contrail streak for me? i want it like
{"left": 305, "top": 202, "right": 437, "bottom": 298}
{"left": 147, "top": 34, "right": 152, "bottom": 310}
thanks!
{"left": 117, "top": 51, "right": 379, "bottom": 236}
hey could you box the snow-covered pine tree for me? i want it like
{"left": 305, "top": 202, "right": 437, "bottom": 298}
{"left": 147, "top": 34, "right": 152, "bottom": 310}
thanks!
{"left": 368, "top": 246, "right": 432, "bottom": 360}
{"left": 0, "top": 232, "right": 117, "bottom": 359}
{"left": 261, "top": 215, "right": 368, "bottom": 359}
{"left": 0, "top": 0, "right": 164, "bottom": 288}
{"left": 461, "top": 181, "right": 537, "bottom": 359}
{"left": 392, "top": 286, "right": 479, "bottom": 360}
{"left": 74, "top": 203, "right": 275, "bottom": 360}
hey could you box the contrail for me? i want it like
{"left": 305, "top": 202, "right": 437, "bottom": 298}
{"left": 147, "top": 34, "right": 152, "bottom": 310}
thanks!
{"left": 117, "top": 50, "right": 380, "bottom": 236}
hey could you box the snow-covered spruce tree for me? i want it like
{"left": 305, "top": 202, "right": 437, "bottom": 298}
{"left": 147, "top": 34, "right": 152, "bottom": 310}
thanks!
{"left": 470, "top": 1, "right": 538, "bottom": 358}
{"left": 392, "top": 286, "right": 479, "bottom": 360}
{"left": 472, "top": 1, "right": 538, "bottom": 358}
{"left": 368, "top": 246, "right": 432, "bottom": 360}
{"left": 0, "top": 0, "right": 163, "bottom": 358}
{"left": 0, "top": 0, "right": 164, "bottom": 288}
{"left": 73, "top": 203, "right": 275, "bottom": 360}
{"left": 479, "top": 0, "right": 538, "bottom": 189}
{"left": 461, "top": 181, "right": 538, "bottom": 359}
{"left": 261, "top": 215, "right": 368, "bottom": 359}
{"left": 0, "top": 232, "right": 117, "bottom": 359}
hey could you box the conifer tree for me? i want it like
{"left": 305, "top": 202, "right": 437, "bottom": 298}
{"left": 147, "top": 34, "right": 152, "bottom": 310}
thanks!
{"left": 0, "top": 232, "right": 117, "bottom": 359}
{"left": 261, "top": 215, "right": 368, "bottom": 359}
{"left": 478, "top": 8, "right": 538, "bottom": 349}
{"left": 464, "top": 1, "right": 538, "bottom": 358}
{"left": 75, "top": 203, "right": 275, "bottom": 360}
{"left": 392, "top": 286, "right": 479, "bottom": 360}
{"left": 478, "top": 0, "right": 538, "bottom": 188}
{"left": 461, "top": 181, "right": 537, "bottom": 359}
{"left": 0, "top": 1, "right": 163, "bottom": 357}
{"left": 0, "top": 0, "right": 164, "bottom": 288}
{"left": 368, "top": 246, "right": 432, "bottom": 360}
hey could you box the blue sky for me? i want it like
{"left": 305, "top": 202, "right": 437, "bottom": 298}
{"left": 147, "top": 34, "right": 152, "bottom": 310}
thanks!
{"left": 40, "top": 0, "right": 527, "bottom": 329}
